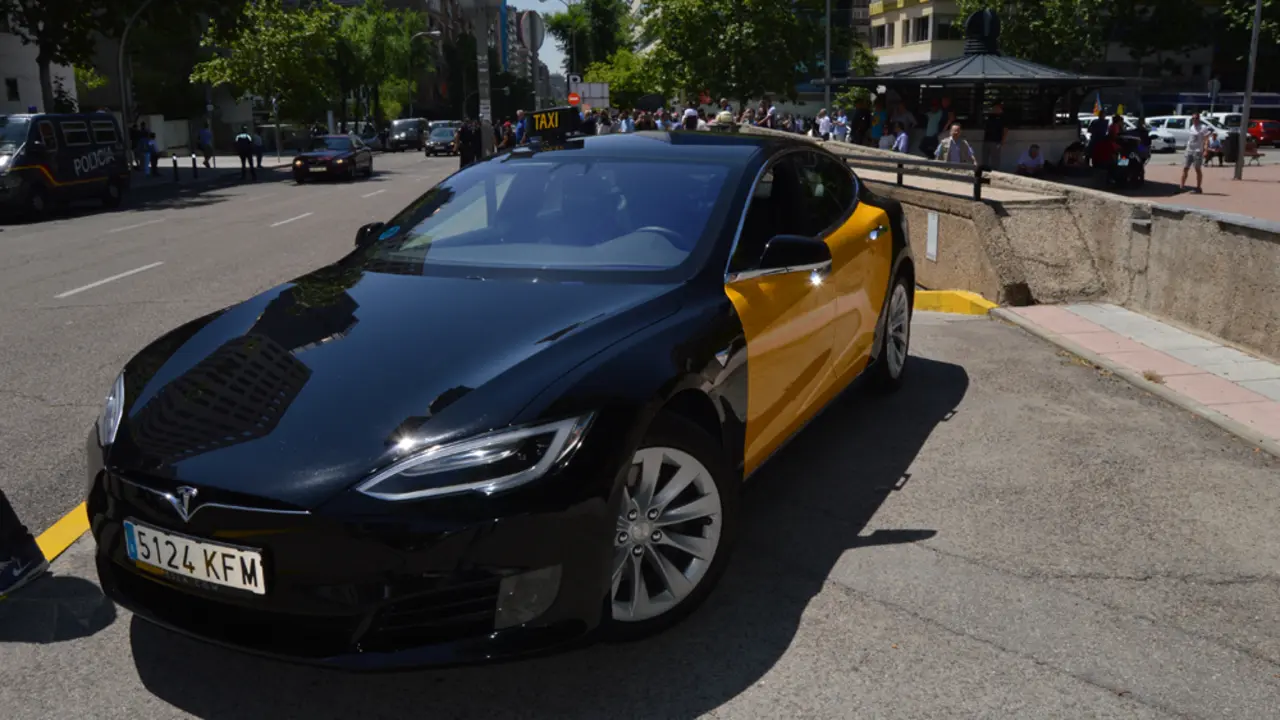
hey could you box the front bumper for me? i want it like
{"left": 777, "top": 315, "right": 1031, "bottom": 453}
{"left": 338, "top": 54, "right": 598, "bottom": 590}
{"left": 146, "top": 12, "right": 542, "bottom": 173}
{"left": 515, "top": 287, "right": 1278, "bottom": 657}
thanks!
{"left": 86, "top": 421, "right": 626, "bottom": 670}
{"left": 292, "top": 162, "right": 349, "bottom": 180}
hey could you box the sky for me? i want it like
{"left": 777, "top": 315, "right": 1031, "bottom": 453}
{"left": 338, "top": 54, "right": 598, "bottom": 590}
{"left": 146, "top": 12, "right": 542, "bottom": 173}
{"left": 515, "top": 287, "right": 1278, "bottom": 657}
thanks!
{"left": 505, "top": 0, "right": 569, "bottom": 78}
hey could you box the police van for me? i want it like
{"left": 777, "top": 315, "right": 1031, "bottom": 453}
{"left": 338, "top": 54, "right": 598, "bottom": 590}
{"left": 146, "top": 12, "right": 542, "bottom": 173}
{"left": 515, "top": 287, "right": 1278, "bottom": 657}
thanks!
{"left": 0, "top": 112, "right": 130, "bottom": 220}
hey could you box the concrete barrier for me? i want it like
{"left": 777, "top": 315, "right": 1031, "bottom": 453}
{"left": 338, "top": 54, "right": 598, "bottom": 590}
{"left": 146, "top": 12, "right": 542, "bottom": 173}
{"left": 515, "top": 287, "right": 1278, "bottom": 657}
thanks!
{"left": 736, "top": 126, "right": 1280, "bottom": 361}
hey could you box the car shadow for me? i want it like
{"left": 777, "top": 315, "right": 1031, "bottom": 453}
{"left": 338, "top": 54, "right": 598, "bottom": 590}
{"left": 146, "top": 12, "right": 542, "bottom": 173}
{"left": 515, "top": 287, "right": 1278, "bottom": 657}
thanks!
{"left": 0, "top": 575, "right": 117, "bottom": 644}
{"left": 130, "top": 355, "right": 968, "bottom": 719}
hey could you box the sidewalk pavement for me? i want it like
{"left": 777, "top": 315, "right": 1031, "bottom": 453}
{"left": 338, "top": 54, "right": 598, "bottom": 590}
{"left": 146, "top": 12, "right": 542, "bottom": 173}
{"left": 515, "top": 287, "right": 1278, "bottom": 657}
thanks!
{"left": 995, "top": 303, "right": 1280, "bottom": 455}
{"left": 127, "top": 155, "right": 294, "bottom": 193}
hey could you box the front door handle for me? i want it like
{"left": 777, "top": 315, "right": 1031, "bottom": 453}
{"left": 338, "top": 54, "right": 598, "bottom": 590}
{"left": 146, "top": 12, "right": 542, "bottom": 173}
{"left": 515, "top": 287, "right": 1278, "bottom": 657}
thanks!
{"left": 869, "top": 225, "right": 889, "bottom": 242}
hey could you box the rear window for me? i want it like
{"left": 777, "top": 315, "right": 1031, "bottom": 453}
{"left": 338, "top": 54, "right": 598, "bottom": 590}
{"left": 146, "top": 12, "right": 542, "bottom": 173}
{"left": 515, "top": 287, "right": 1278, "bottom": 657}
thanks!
{"left": 60, "top": 121, "right": 91, "bottom": 145}
{"left": 91, "top": 120, "right": 118, "bottom": 143}
{"left": 368, "top": 156, "right": 734, "bottom": 278}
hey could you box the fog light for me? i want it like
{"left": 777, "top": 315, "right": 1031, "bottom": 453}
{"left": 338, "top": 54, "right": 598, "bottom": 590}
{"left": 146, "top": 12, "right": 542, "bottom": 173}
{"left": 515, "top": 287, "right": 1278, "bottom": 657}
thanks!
{"left": 494, "top": 565, "right": 561, "bottom": 630}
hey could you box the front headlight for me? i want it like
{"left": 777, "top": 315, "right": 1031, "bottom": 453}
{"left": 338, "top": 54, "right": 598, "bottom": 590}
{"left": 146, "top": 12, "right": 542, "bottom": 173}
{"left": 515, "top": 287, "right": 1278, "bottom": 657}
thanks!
{"left": 97, "top": 373, "right": 126, "bottom": 447}
{"left": 356, "top": 414, "right": 594, "bottom": 501}
{"left": 335, "top": 157, "right": 345, "bottom": 164}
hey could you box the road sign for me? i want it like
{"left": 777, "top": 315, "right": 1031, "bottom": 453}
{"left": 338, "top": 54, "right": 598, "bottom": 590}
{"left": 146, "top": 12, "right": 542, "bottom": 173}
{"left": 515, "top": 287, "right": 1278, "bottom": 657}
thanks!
{"left": 568, "top": 92, "right": 581, "bottom": 106}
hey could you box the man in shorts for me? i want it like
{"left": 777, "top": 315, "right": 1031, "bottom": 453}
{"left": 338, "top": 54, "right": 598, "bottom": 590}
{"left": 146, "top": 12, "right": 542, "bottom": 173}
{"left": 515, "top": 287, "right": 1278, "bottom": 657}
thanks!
{"left": 1180, "top": 112, "right": 1211, "bottom": 194}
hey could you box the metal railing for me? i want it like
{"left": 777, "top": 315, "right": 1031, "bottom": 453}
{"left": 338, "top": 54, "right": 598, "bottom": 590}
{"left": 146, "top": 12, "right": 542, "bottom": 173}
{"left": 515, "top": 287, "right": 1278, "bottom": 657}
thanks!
{"left": 844, "top": 154, "right": 992, "bottom": 200}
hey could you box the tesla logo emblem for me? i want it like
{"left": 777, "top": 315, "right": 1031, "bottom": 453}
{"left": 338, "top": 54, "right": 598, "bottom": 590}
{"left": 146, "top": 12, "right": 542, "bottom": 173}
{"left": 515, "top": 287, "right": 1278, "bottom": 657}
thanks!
{"left": 167, "top": 486, "right": 199, "bottom": 522}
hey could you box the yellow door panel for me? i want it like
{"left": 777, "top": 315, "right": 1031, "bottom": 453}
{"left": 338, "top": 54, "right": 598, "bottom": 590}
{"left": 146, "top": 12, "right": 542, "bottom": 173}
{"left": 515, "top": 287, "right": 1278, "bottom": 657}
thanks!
{"left": 725, "top": 274, "right": 834, "bottom": 476}
{"left": 826, "top": 202, "right": 895, "bottom": 390}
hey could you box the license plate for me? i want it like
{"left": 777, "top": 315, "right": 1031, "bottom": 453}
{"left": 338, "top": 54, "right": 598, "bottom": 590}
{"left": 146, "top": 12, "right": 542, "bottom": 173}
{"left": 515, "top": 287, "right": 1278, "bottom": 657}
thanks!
{"left": 1117, "top": 158, "right": 1130, "bottom": 167}
{"left": 124, "top": 519, "right": 266, "bottom": 595}
{"left": 309, "top": 166, "right": 326, "bottom": 173}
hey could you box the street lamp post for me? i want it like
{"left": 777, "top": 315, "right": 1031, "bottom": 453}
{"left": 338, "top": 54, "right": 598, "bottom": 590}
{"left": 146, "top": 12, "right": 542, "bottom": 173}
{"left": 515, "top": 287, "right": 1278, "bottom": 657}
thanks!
{"left": 118, "top": 0, "right": 157, "bottom": 129}
{"left": 1233, "top": 0, "right": 1264, "bottom": 181}
{"left": 824, "top": 0, "right": 831, "bottom": 111}
{"left": 408, "top": 29, "right": 443, "bottom": 118}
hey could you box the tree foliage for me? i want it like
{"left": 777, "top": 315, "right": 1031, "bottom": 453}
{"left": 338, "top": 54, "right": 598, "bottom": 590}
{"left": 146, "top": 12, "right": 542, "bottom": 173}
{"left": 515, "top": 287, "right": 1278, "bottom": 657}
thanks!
{"left": 640, "top": 0, "right": 854, "bottom": 104}
{"left": 954, "top": 0, "right": 1114, "bottom": 70}
{"left": 190, "top": 0, "right": 338, "bottom": 123}
{"left": 543, "top": 0, "right": 633, "bottom": 75}
{"left": 584, "top": 49, "right": 658, "bottom": 108}
{"left": 1216, "top": 0, "right": 1280, "bottom": 44}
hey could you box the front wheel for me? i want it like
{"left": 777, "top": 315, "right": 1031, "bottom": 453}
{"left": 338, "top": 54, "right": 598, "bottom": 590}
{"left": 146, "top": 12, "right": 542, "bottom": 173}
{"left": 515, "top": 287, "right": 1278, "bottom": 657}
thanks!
{"left": 867, "top": 274, "right": 913, "bottom": 393}
{"left": 608, "top": 413, "right": 739, "bottom": 641}
{"left": 102, "top": 179, "right": 123, "bottom": 208}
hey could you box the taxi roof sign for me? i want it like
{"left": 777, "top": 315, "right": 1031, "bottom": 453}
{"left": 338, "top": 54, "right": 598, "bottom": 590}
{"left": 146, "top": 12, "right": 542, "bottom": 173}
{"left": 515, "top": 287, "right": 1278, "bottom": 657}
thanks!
{"left": 527, "top": 106, "right": 580, "bottom": 142}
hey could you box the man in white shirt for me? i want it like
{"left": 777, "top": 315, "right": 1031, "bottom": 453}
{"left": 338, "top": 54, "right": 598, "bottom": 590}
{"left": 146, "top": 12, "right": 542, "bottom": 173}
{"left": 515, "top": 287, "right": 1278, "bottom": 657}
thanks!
{"left": 817, "top": 110, "right": 832, "bottom": 140}
{"left": 1180, "top": 111, "right": 1211, "bottom": 194}
{"left": 1016, "top": 144, "right": 1045, "bottom": 176}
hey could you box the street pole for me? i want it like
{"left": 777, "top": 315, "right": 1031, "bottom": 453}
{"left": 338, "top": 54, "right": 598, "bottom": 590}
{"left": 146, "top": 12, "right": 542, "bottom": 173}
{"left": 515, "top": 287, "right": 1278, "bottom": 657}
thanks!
{"left": 408, "top": 30, "right": 443, "bottom": 119}
{"left": 117, "top": 0, "right": 157, "bottom": 127}
{"left": 1233, "top": 0, "right": 1263, "bottom": 181}
{"left": 823, "top": 0, "right": 831, "bottom": 110}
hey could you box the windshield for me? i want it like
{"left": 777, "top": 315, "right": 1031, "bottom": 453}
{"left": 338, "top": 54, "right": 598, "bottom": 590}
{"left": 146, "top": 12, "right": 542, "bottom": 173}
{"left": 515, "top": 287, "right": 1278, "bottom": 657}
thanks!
{"left": 430, "top": 128, "right": 456, "bottom": 140}
{"left": 310, "top": 136, "right": 353, "bottom": 152}
{"left": 367, "top": 156, "right": 734, "bottom": 278}
{"left": 392, "top": 119, "right": 419, "bottom": 129}
{"left": 0, "top": 116, "right": 31, "bottom": 151}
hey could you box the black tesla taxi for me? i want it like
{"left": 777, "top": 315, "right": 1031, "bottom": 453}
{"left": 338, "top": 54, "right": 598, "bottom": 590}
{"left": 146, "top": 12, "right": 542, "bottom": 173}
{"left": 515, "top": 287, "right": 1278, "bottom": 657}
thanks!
{"left": 87, "top": 108, "right": 915, "bottom": 670}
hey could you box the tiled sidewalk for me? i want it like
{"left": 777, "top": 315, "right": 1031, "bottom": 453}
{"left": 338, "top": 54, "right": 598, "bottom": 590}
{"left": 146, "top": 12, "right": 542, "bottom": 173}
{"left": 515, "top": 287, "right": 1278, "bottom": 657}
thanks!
{"left": 997, "top": 303, "right": 1280, "bottom": 448}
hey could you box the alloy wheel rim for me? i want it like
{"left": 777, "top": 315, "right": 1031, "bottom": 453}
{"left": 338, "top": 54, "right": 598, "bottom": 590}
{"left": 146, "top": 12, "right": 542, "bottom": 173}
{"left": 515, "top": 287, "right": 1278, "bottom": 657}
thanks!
{"left": 612, "top": 446, "right": 722, "bottom": 623}
{"left": 31, "top": 194, "right": 44, "bottom": 212}
{"left": 887, "top": 284, "right": 910, "bottom": 378}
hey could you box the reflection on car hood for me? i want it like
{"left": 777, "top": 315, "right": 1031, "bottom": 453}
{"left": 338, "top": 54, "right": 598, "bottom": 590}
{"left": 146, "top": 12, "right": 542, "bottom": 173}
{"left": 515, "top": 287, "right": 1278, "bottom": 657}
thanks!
{"left": 297, "top": 149, "right": 349, "bottom": 159}
{"left": 109, "top": 264, "right": 681, "bottom": 508}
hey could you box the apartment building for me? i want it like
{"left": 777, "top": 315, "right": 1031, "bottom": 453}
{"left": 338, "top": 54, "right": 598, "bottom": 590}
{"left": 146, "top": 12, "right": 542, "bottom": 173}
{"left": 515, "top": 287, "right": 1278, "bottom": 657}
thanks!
{"left": 0, "top": 16, "right": 78, "bottom": 114}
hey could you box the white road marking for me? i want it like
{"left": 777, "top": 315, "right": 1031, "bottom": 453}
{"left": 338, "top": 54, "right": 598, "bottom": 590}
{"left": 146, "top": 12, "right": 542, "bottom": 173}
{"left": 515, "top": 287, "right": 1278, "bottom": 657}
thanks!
{"left": 54, "top": 262, "right": 165, "bottom": 299}
{"left": 270, "top": 212, "right": 313, "bottom": 228}
{"left": 245, "top": 193, "right": 275, "bottom": 203}
{"left": 107, "top": 218, "right": 165, "bottom": 234}
{"left": 362, "top": 189, "right": 386, "bottom": 198}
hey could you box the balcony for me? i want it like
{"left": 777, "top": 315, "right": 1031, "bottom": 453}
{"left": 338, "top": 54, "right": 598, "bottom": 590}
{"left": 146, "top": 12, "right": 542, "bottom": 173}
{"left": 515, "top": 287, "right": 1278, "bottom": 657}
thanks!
{"left": 869, "top": 0, "right": 928, "bottom": 16}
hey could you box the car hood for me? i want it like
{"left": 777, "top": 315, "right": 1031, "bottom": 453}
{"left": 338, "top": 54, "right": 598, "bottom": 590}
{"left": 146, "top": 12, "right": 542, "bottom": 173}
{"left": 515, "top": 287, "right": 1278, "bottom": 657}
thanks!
{"left": 109, "top": 264, "right": 682, "bottom": 508}
{"left": 298, "top": 150, "right": 349, "bottom": 159}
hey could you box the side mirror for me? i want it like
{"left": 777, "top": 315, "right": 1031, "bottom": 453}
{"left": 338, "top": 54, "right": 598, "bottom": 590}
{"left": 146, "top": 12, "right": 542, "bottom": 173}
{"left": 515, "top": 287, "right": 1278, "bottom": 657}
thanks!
{"left": 758, "top": 235, "right": 831, "bottom": 271}
{"left": 355, "top": 221, "right": 385, "bottom": 248}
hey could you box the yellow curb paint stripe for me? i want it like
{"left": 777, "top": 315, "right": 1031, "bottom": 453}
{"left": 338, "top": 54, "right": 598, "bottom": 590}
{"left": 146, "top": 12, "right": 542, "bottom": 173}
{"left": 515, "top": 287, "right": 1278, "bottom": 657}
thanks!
{"left": 914, "top": 290, "right": 998, "bottom": 315}
{"left": 35, "top": 502, "right": 89, "bottom": 563}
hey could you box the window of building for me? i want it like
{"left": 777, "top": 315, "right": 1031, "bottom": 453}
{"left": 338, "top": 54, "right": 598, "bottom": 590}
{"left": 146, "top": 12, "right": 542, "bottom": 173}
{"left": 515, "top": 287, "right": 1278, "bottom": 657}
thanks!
{"left": 4, "top": 78, "right": 18, "bottom": 102}
{"left": 870, "top": 24, "right": 893, "bottom": 49}
{"left": 911, "top": 16, "right": 931, "bottom": 43}
{"left": 60, "top": 121, "right": 92, "bottom": 146}
{"left": 934, "top": 15, "right": 965, "bottom": 40}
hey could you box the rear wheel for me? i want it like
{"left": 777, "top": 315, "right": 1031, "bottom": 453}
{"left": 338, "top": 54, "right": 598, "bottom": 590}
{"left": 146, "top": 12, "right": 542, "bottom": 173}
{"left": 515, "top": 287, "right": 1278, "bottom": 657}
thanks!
{"left": 102, "top": 179, "right": 123, "bottom": 208}
{"left": 608, "top": 413, "right": 738, "bottom": 641}
{"left": 867, "top": 273, "right": 912, "bottom": 393}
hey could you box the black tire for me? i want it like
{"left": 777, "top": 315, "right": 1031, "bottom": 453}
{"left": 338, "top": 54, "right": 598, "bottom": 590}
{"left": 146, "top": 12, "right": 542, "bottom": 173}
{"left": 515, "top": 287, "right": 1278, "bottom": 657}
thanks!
{"left": 606, "top": 412, "right": 740, "bottom": 642}
{"left": 26, "top": 185, "right": 49, "bottom": 220}
{"left": 866, "top": 271, "right": 913, "bottom": 394}
{"left": 102, "top": 179, "right": 123, "bottom": 208}
{"left": 294, "top": 175, "right": 306, "bottom": 185}
{"left": 363, "top": 162, "right": 373, "bottom": 178}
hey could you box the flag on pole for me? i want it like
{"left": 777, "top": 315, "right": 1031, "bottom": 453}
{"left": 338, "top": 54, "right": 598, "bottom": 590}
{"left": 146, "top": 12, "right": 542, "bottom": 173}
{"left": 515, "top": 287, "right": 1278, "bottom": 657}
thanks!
{"left": 1117, "top": 103, "right": 1125, "bottom": 115}
{"left": 1093, "top": 92, "right": 1102, "bottom": 116}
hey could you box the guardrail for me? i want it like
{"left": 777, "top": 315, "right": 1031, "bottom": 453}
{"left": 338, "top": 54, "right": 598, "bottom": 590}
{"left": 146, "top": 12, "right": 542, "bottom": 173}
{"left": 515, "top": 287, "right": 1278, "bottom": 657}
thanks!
{"left": 844, "top": 154, "right": 992, "bottom": 200}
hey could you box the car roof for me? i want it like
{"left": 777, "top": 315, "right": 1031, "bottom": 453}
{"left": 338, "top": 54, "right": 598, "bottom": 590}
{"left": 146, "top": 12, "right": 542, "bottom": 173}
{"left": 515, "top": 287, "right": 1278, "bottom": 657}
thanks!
{"left": 516, "top": 130, "right": 812, "bottom": 165}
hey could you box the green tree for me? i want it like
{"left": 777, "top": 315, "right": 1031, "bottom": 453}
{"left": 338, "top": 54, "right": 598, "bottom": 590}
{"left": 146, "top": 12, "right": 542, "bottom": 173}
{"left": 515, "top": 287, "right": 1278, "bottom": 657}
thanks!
{"left": 1108, "top": 0, "right": 1207, "bottom": 75}
{"left": 584, "top": 48, "right": 657, "bottom": 108}
{"left": 0, "top": 0, "right": 129, "bottom": 111}
{"left": 190, "top": 0, "right": 338, "bottom": 124}
{"left": 954, "top": 0, "right": 1113, "bottom": 70}
{"left": 640, "top": 0, "right": 841, "bottom": 105}
{"left": 544, "top": 0, "right": 632, "bottom": 75}
{"left": 1216, "top": 0, "right": 1280, "bottom": 44}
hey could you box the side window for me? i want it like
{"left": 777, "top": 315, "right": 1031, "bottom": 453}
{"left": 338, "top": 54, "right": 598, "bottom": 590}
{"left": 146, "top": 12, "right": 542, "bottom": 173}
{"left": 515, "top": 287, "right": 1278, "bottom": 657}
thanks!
{"left": 60, "top": 120, "right": 91, "bottom": 146}
{"left": 37, "top": 120, "right": 58, "bottom": 149}
{"left": 91, "top": 120, "right": 118, "bottom": 144}
{"left": 729, "top": 156, "right": 811, "bottom": 273}
{"left": 809, "top": 152, "right": 855, "bottom": 229}
{"left": 1166, "top": 118, "right": 1186, "bottom": 130}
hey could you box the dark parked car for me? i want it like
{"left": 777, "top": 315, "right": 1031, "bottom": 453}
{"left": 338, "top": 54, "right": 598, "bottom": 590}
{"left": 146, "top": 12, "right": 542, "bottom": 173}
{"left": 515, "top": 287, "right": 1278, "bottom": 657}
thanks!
{"left": 424, "top": 126, "right": 458, "bottom": 156}
{"left": 87, "top": 114, "right": 914, "bottom": 670}
{"left": 292, "top": 135, "right": 373, "bottom": 183}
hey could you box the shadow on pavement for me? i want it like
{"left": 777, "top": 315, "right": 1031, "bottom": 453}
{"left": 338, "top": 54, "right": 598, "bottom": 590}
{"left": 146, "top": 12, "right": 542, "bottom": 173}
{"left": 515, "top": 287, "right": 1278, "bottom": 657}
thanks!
{"left": 130, "top": 356, "right": 968, "bottom": 719}
{"left": 0, "top": 575, "right": 117, "bottom": 644}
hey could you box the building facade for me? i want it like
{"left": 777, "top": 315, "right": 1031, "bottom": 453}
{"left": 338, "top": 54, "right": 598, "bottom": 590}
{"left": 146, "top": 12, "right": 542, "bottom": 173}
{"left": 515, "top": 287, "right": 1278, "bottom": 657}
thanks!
{"left": 0, "top": 26, "right": 78, "bottom": 114}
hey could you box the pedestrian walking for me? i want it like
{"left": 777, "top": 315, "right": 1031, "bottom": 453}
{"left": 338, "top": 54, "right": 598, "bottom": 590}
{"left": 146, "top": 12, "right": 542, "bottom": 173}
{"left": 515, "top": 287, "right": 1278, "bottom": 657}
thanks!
{"left": 1179, "top": 111, "right": 1212, "bottom": 194}
{"left": 197, "top": 123, "right": 214, "bottom": 168}
{"left": 0, "top": 489, "right": 48, "bottom": 598}
{"left": 234, "top": 125, "right": 256, "bottom": 181}
{"left": 983, "top": 102, "right": 1007, "bottom": 169}
{"left": 252, "top": 128, "right": 264, "bottom": 168}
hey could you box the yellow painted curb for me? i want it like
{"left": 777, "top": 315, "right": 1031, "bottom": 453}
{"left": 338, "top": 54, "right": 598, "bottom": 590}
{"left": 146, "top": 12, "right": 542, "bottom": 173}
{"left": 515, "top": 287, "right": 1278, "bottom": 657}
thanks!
{"left": 35, "top": 501, "right": 89, "bottom": 563}
{"left": 914, "top": 290, "right": 998, "bottom": 315}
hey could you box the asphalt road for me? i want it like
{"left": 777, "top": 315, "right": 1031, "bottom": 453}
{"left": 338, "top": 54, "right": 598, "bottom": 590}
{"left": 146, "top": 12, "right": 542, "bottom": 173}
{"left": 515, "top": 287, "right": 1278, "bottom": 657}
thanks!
{"left": 2, "top": 311, "right": 1278, "bottom": 719}
{"left": 0, "top": 151, "right": 459, "bottom": 536}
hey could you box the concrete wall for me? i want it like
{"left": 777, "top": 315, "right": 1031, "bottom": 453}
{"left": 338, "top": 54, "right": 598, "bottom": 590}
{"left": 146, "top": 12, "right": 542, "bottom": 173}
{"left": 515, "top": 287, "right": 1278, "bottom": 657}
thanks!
{"left": 738, "top": 124, "right": 1280, "bottom": 361}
